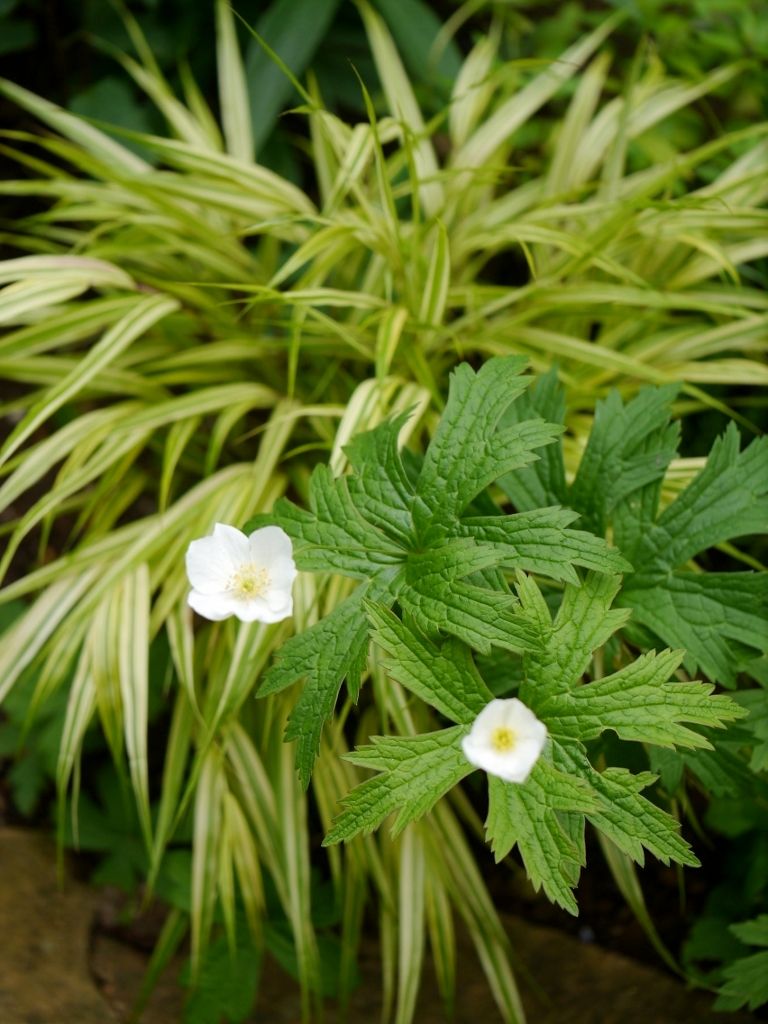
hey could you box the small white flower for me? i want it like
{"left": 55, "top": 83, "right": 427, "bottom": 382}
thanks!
{"left": 461, "top": 698, "right": 547, "bottom": 784}
{"left": 185, "top": 523, "right": 297, "bottom": 623}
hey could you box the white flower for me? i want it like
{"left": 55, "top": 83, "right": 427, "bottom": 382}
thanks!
{"left": 461, "top": 698, "right": 547, "bottom": 784}
{"left": 185, "top": 523, "right": 297, "bottom": 623}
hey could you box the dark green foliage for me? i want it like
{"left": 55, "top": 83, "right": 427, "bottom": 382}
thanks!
{"left": 0, "top": 0, "right": 462, "bottom": 165}
{"left": 717, "top": 915, "right": 768, "bottom": 1011}
{"left": 501, "top": 372, "right": 767, "bottom": 987}
{"left": 0, "top": 671, "right": 65, "bottom": 817}
{"left": 244, "top": 0, "right": 343, "bottom": 153}
{"left": 62, "top": 764, "right": 149, "bottom": 890}
{"left": 683, "top": 796, "right": 768, "bottom": 1011}
{"left": 4, "top": 0, "right": 763, "bottom": 189}
{"left": 505, "top": 380, "right": 768, "bottom": 1003}
{"left": 181, "top": 927, "right": 261, "bottom": 1024}
{"left": 501, "top": 372, "right": 768, "bottom": 687}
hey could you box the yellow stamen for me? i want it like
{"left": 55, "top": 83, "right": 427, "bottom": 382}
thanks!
{"left": 490, "top": 726, "right": 517, "bottom": 752}
{"left": 229, "top": 565, "right": 270, "bottom": 601}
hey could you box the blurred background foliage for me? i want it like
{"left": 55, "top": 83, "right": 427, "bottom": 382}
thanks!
{"left": 2, "top": 0, "right": 768, "bottom": 174}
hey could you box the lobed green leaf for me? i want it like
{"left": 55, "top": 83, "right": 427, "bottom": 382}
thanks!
{"left": 365, "top": 601, "right": 492, "bottom": 723}
{"left": 623, "top": 572, "right": 768, "bottom": 687}
{"left": 539, "top": 648, "right": 745, "bottom": 747}
{"left": 518, "top": 573, "right": 630, "bottom": 701}
{"left": 325, "top": 727, "right": 472, "bottom": 844}
{"left": 462, "top": 507, "right": 630, "bottom": 583}
{"left": 268, "top": 465, "right": 407, "bottom": 579}
{"left": 485, "top": 760, "right": 595, "bottom": 914}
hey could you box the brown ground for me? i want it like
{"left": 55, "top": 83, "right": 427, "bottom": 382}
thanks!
{"left": 0, "top": 827, "right": 756, "bottom": 1024}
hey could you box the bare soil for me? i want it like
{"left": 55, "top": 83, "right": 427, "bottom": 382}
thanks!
{"left": 0, "top": 827, "right": 757, "bottom": 1024}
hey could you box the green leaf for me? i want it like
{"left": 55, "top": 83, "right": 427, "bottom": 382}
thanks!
{"left": 344, "top": 412, "right": 415, "bottom": 546}
{"left": 267, "top": 464, "right": 407, "bottom": 579}
{"left": 216, "top": 0, "right": 254, "bottom": 162}
{"left": 627, "top": 426, "right": 768, "bottom": 572}
{"left": 259, "top": 588, "right": 372, "bottom": 788}
{"left": 512, "top": 382, "right": 768, "bottom": 688}
{"left": 399, "top": 542, "right": 538, "bottom": 655}
{"left": 244, "top": 0, "right": 341, "bottom": 151}
{"left": 485, "top": 759, "right": 597, "bottom": 914}
{"left": 611, "top": 415, "right": 768, "bottom": 687}
{"left": 374, "top": 0, "right": 462, "bottom": 90}
{"left": 681, "top": 739, "right": 758, "bottom": 798}
{"left": 731, "top": 915, "right": 768, "bottom": 948}
{"left": 265, "top": 921, "right": 356, "bottom": 999}
{"left": 0, "top": 657, "right": 65, "bottom": 817}
{"left": 539, "top": 648, "right": 745, "bottom": 748}
{"left": 717, "top": 916, "right": 768, "bottom": 1011}
{"left": 518, "top": 573, "right": 630, "bottom": 702}
{"left": 0, "top": 19, "right": 35, "bottom": 55}
{"left": 63, "top": 766, "right": 148, "bottom": 891}
{"left": 561, "top": 745, "right": 699, "bottom": 869}
{"left": 461, "top": 506, "right": 631, "bottom": 584}
{"left": 497, "top": 368, "right": 568, "bottom": 511}
{"left": 414, "top": 357, "right": 559, "bottom": 534}
{"left": 324, "top": 726, "right": 473, "bottom": 844}
{"left": 365, "top": 601, "right": 492, "bottom": 722}
{"left": 7, "top": 755, "right": 47, "bottom": 817}
{"left": 623, "top": 571, "right": 768, "bottom": 687}
{"left": 358, "top": 0, "right": 442, "bottom": 216}
{"left": 182, "top": 928, "right": 261, "bottom": 1024}
{"left": 69, "top": 77, "right": 155, "bottom": 137}
{"left": 569, "top": 384, "right": 680, "bottom": 536}
{"left": 505, "top": 380, "right": 684, "bottom": 536}
{"left": 733, "top": 687, "right": 768, "bottom": 773}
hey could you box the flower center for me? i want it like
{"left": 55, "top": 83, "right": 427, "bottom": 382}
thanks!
{"left": 490, "top": 726, "right": 517, "bottom": 752}
{"left": 229, "top": 564, "right": 270, "bottom": 601}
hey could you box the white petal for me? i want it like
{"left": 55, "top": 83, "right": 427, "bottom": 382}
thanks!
{"left": 236, "top": 595, "right": 293, "bottom": 624}
{"left": 461, "top": 740, "right": 535, "bottom": 784}
{"left": 211, "top": 523, "right": 250, "bottom": 567}
{"left": 500, "top": 697, "right": 536, "bottom": 729}
{"left": 265, "top": 588, "right": 292, "bottom": 613}
{"left": 247, "top": 525, "right": 294, "bottom": 568}
{"left": 186, "top": 535, "right": 233, "bottom": 593}
{"left": 521, "top": 719, "right": 548, "bottom": 746}
{"left": 495, "top": 755, "right": 536, "bottom": 784}
{"left": 268, "top": 556, "right": 298, "bottom": 589}
{"left": 461, "top": 732, "right": 496, "bottom": 766}
{"left": 466, "top": 698, "right": 506, "bottom": 735}
{"left": 515, "top": 737, "right": 547, "bottom": 766}
{"left": 188, "top": 589, "right": 236, "bottom": 620}
{"left": 460, "top": 734, "right": 485, "bottom": 766}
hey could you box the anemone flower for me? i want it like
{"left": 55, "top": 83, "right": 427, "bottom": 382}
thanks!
{"left": 461, "top": 698, "right": 547, "bottom": 783}
{"left": 186, "top": 523, "right": 297, "bottom": 623}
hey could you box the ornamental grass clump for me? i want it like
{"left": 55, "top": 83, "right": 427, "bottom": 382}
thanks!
{"left": 0, "top": 3, "right": 766, "bottom": 1020}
